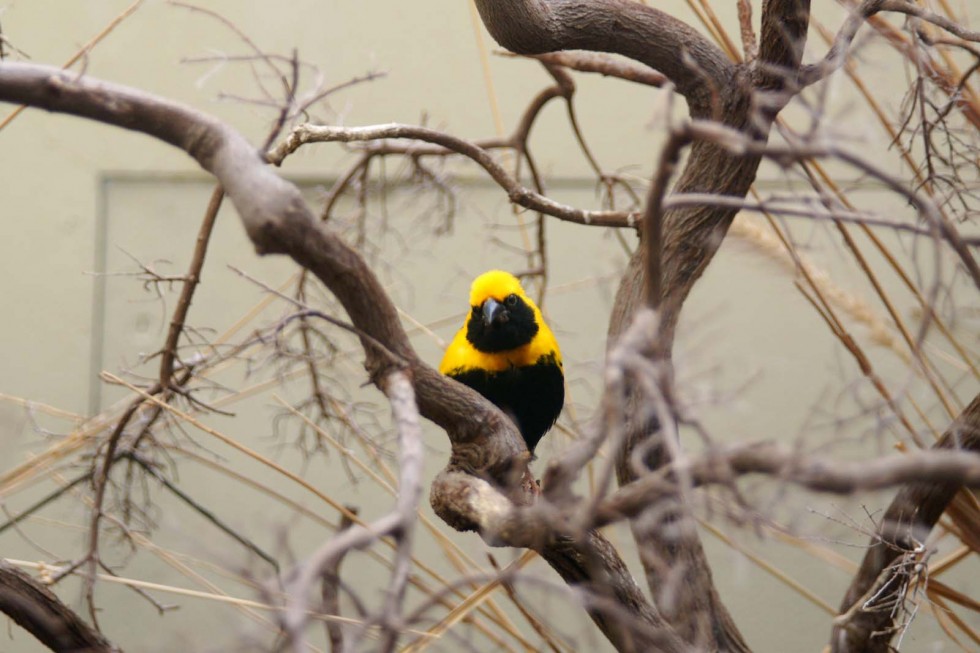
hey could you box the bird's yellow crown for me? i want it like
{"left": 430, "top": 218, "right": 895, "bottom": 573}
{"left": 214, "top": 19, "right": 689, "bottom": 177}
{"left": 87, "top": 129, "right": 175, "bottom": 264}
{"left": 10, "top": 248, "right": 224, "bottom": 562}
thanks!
{"left": 468, "top": 269, "right": 527, "bottom": 307}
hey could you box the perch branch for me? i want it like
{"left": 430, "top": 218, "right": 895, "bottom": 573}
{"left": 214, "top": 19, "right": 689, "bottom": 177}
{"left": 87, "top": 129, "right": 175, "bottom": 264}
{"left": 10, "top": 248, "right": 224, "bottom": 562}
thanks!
{"left": 0, "top": 62, "right": 666, "bottom": 650}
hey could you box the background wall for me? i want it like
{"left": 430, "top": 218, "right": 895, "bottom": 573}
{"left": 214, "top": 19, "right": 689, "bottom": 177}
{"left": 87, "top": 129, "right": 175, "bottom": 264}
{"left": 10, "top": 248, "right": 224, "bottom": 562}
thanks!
{"left": 0, "top": 1, "right": 975, "bottom": 651}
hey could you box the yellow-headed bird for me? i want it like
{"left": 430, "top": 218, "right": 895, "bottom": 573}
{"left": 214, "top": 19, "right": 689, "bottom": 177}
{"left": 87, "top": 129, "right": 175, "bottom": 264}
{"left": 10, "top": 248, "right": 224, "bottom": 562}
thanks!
{"left": 440, "top": 270, "right": 564, "bottom": 453}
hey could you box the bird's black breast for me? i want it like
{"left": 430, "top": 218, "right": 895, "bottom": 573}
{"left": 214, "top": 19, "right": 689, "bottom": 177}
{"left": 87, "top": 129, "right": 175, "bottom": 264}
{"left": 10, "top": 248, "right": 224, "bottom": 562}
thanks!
{"left": 447, "top": 354, "right": 564, "bottom": 453}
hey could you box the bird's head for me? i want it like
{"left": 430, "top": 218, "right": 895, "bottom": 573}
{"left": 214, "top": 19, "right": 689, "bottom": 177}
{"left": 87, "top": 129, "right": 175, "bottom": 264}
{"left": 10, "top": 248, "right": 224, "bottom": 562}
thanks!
{"left": 465, "top": 270, "right": 540, "bottom": 353}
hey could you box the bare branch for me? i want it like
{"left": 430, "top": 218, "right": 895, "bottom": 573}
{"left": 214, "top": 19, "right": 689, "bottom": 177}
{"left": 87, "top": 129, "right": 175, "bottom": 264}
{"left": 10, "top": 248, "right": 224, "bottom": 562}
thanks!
{"left": 798, "top": 0, "right": 882, "bottom": 87}
{"left": 832, "top": 392, "right": 980, "bottom": 652}
{"left": 321, "top": 509, "right": 356, "bottom": 653}
{"left": 0, "top": 560, "right": 119, "bottom": 653}
{"left": 515, "top": 51, "right": 668, "bottom": 87}
{"left": 879, "top": 0, "right": 980, "bottom": 42}
{"left": 377, "top": 371, "right": 425, "bottom": 653}
{"left": 158, "top": 185, "right": 224, "bottom": 387}
{"left": 268, "top": 122, "right": 636, "bottom": 228}
{"left": 756, "top": 0, "right": 811, "bottom": 93}
{"left": 472, "top": 0, "right": 732, "bottom": 117}
{"left": 429, "top": 471, "right": 689, "bottom": 653}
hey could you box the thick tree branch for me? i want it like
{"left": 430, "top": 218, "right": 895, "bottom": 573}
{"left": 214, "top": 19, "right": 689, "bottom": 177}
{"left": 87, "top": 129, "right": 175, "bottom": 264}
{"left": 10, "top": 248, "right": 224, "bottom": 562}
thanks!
{"left": 0, "top": 61, "right": 526, "bottom": 468}
{"left": 429, "top": 471, "right": 689, "bottom": 653}
{"left": 0, "top": 62, "right": 663, "bottom": 652}
{"left": 756, "top": 0, "right": 812, "bottom": 92}
{"left": 0, "top": 560, "right": 118, "bottom": 653}
{"left": 469, "top": 4, "right": 775, "bottom": 650}
{"left": 831, "top": 392, "right": 980, "bottom": 653}
{"left": 592, "top": 0, "right": 810, "bottom": 647}
{"left": 472, "top": 0, "right": 732, "bottom": 117}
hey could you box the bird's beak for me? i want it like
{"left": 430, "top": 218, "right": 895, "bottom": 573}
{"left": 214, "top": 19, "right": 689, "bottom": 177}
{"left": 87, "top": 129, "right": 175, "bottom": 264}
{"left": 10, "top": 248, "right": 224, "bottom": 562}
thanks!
{"left": 482, "top": 298, "right": 507, "bottom": 326}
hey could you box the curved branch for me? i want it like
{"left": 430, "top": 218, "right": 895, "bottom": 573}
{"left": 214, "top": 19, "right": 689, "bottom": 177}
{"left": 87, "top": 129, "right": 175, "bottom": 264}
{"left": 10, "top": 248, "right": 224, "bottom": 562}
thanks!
{"left": 269, "top": 122, "right": 636, "bottom": 228}
{"left": 590, "top": 0, "right": 813, "bottom": 646}
{"left": 879, "top": 0, "right": 980, "bottom": 42}
{"left": 518, "top": 51, "right": 668, "bottom": 87}
{"left": 0, "top": 560, "right": 118, "bottom": 653}
{"left": 0, "top": 62, "right": 662, "bottom": 652}
{"left": 799, "top": 0, "right": 884, "bottom": 88}
{"left": 430, "top": 471, "right": 689, "bottom": 653}
{"left": 0, "top": 61, "right": 522, "bottom": 466}
{"left": 831, "top": 392, "right": 980, "bottom": 653}
{"left": 472, "top": 0, "right": 732, "bottom": 117}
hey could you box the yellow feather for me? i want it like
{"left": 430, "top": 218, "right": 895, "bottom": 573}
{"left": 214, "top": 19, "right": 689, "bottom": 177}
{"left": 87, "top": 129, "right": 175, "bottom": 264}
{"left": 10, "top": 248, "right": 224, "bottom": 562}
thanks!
{"left": 439, "top": 270, "right": 562, "bottom": 374}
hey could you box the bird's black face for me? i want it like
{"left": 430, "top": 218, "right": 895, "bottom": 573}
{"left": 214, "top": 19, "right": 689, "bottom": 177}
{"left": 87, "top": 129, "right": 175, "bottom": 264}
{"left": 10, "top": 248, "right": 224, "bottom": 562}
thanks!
{"left": 466, "top": 293, "right": 539, "bottom": 353}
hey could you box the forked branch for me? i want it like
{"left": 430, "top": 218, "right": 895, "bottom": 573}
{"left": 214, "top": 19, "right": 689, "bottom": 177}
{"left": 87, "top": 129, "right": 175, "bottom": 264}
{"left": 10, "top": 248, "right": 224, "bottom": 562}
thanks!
{"left": 0, "top": 61, "right": 662, "bottom": 651}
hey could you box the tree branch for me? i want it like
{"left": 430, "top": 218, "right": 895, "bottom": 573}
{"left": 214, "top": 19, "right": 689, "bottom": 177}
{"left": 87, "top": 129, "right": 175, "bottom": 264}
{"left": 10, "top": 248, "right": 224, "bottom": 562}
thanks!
{"left": 0, "top": 61, "right": 658, "bottom": 652}
{"left": 756, "top": 0, "right": 812, "bottom": 92}
{"left": 268, "top": 122, "right": 636, "bottom": 228}
{"left": 516, "top": 51, "right": 668, "bottom": 87}
{"left": 472, "top": 0, "right": 732, "bottom": 117}
{"left": 429, "top": 471, "right": 689, "bottom": 653}
{"left": 831, "top": 392, "right": 980, "bottom": 653}
{"left": 0, "top": 560, "right": 118, "bottom": 653}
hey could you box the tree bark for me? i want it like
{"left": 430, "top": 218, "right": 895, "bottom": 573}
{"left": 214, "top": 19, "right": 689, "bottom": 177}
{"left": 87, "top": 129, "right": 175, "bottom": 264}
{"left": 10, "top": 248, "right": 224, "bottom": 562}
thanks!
{"left": 831, "top": 392, "right": 980, "bottom": 652}
{"left": 473, "top": 1, "right": 807, "bottom": 649}
{"left": 0, "top": 61, "right": 671, "bottom": 651}
{"left": 0, "top": 560, "right": 118, "bottom": 653}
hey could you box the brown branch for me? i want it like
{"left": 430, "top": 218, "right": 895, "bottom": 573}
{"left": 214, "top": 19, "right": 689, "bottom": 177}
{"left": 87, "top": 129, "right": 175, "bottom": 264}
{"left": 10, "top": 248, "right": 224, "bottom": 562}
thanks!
{"left": 159, "top": 185, "right": 224, "bottom": 387}
{"left": 518, "top": 51, "right": 668, "bottom": 87}
{"left": 642, "top": 129, "right": 691, "bottom": 310}
{"left": 737, "top": 0, "right": 758, "bottom": 63}
{"left": 76, "top": 184, "right": 225, "bottom": 624}
{"left": 321, "top": 509, "right": 357, "bottom": 653}
{"left": 0, "top": 560, "right": 118, "bottom": 653}
{"left": 608, "top": 135, "right": 761, "bottom": 652}
{"left": 0, "top": 62, "right": 678, "bottom": 653}
{"left": 581, "top": 0, "right": 813, "bottom": 646}
{"left": 878, "top": 0, "right": 980, "bottom": 42}
{"left": 756, "top": 0, "right": 812, "bottom": 92}
{"left": 798, "top": 0, "right": 883, "bottom": 87}
{"left": 472, "top": 0, "right": 732, "bottom": 117}
{"left": 268, "top": 122, "right": 636, "bottom": 228}
{"left": 592, "top": 443, "right": 980, "bottom": 528}
{"left": 429, "top": 471, "right": 689, "bottom": 653}
{"left": 831, "top": 392, "right": 980, "bottom": 653}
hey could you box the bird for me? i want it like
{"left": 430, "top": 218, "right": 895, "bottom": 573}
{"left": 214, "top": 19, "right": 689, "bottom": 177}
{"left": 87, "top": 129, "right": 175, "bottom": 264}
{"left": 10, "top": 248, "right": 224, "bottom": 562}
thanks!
{"left": 439, "top": 270, "right": 564, "bottom": 453}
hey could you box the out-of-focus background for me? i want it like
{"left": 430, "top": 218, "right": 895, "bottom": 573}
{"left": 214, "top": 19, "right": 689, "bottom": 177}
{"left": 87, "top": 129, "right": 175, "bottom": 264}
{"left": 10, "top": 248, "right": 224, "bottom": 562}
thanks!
{"left": 0, "top": 1, "right": 976, "bottom": 651}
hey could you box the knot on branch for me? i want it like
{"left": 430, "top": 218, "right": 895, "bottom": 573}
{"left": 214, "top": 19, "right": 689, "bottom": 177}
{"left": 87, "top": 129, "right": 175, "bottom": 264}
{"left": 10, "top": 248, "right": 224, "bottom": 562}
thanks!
{"left": 245, "top": 191, "right": 314, "bottom": 256}
{"left": 430, "top": 469, "right": 512, "bottom": 535}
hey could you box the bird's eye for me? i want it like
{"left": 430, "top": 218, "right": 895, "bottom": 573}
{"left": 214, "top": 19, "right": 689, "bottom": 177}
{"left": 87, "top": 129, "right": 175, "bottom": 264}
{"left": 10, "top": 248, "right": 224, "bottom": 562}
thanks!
{"left": 504, "top": 294, "right": 518, "bottom": 307}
